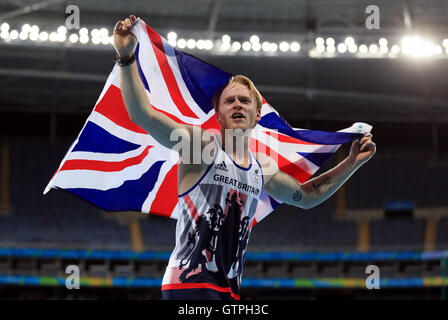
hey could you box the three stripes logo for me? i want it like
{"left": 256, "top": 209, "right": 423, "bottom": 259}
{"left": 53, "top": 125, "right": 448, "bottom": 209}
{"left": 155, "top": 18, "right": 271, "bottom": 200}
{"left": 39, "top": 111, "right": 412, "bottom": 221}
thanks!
{"left": 215, "top": 161, "right": 229, "bottom": 172}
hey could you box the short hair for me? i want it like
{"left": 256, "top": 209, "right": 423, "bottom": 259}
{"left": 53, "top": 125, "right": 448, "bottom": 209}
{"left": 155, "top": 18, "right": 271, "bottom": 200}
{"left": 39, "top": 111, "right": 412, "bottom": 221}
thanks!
{"left": 212, "top": 75, "right": 263, "bottom": 111}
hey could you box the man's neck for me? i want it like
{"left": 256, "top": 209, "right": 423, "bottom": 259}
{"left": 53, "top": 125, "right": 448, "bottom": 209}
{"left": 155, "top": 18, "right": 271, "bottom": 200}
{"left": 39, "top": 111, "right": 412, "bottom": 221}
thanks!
{"left": 221, "top": 128, "right": 251, "bottom": 165}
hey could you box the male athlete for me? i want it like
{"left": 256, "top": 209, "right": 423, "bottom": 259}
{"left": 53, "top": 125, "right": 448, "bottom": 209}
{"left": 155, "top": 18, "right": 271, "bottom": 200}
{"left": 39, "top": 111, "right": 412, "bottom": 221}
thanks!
{"left": 113, "top": 15, "right": 376, "bottom": 300}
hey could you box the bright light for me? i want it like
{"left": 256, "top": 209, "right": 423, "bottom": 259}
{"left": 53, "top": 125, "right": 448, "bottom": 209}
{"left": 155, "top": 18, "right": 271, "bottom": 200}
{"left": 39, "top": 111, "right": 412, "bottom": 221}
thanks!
{"left": 250, "top": 35, "right": 259, "bottom": 43}
{"left": 279, "top": 41, "right": 289, "bottom": 52}
{"left": 442, "top": 39, "right": 448, "bottom": 47}
{"left": 222, "top": 34, "right": 230, "bottom": 43}
{"left": 379, "top": 38, "right": 388, "bottom": 47}
{"left": 391, "top": 45, "right": 400, "bottom": 54}
{"left": 79, "top": 35, "right": 89, "bottom": 44}
{"left": 401, "top": 36, "right": 432, "bottom": 57}
{"left": 57, "top": 26, "right": 67, "bottom": 34}
{"left": 344, "top": 37, "right": 355, "bottom": 45}
{"left": 242, "top": 41, "right": 251, "bottom": 51}
{"left": 1, "top": 31, "right": 9, "bottom": 39}
{"left": 19, "top": 32, "right": 28, "bottom": 40}
{"left": 39, "top": 31, "right": 49, "bottom": 41}
{"left": 204, "top": 40, "right": 213, "bottom": 50}
{"left": 316, "top": 44, "right": 325, "bottom": 53}
{"left": 261, "top": 41, "right": 270, "bottom": 52}
{"left": 369, "top": 44, "right": 378, "bottom": 54}
{"left": 79, "top": 28, "right": 88, "bottom": 36}
{"left": 380, "top": 46, "right": 388, "bottom": 54}
{"left": 1, "top": 23, "right": 9, "bottom": 32}
{"left": 326, "top": 37, "right": 335, "bottom": 46}
{"left": 101, "top": 36, "right": 110, "bottom": 45}
{"left": 196, "top": 39, "right": 205, "bottom": 50}
{"left": 186, "top": 39, "right": 196, "bottom": 49}
{"left": 69, "top": 33, "right": 79, "bottom": 43}
{"left": 252, "top": 42, "right": 261, "bottom": 52}
{"left": 57, "top": 33, "right": 66, "bottom": 42}
{"left": 348, "top": 44, "right": 358, "bottom": 53}
{"left": 326, "top": 45, "right": 335, "bottom": 53}
{"left": 31, "top": 25, "right": 39, "bottom": 34}
{"left": 99, "top": 28, "right": 108, "bottom": 36}
{"left": 359, "top": 44, "right": 368, "bottom": 54}
{"left": 231, "top": 41, "right": 241, "bottom": 52}
{"left": 270, "top": 43, "right": 278, "bottom": 52}
{"left": 290, "top": 42, "right": 300, "bottom": 52}
{"left": 337, "top": 43, "right": 347, "bottom": 53}
{"left": 220, "top": 41, "right": 230, "bottom": 51}
{"left": 177, "top": 38, "right": 186, "bottom": 48}
{"left": 21, "top": 24, "right": 31, "bottom": 33}
{"left": 91, "top": 28, "right": 99, "bottom": 38}
{"left": 433, "top": 45, "right": 442, "bottom": 55}
{"left": 9, "top": 30, "right": 18, "bottom": 40}
{"left": 167, "top": 31, "right": 177, "bottom": 41}
{"left": 315, "top": 37, "right": 324, "bottom": 46}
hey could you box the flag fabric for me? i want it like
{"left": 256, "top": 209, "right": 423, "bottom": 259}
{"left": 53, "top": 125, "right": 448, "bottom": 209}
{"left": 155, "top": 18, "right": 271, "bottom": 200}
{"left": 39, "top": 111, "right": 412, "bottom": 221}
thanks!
{"left": 44, "top": 19, "right": 372, "bottom": 226}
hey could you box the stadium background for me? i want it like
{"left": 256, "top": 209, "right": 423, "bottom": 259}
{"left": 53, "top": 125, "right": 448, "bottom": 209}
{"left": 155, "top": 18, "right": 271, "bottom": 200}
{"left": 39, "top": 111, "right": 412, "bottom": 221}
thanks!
{"left": 0, "top": 0, "right": 447, "bottom": 300}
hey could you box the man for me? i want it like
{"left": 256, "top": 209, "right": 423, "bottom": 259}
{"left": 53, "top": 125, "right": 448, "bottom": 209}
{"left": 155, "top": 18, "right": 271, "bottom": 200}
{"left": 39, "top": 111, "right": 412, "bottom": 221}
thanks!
{"left": 113, "top": 15, "right": 376, "bottom": 300}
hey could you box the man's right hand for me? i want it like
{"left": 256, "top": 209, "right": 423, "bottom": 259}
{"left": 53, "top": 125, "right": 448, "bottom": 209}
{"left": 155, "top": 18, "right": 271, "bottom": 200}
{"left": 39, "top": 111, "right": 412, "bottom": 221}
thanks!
{"left": 113, "top": 15, "right": 138, "bottom": 58}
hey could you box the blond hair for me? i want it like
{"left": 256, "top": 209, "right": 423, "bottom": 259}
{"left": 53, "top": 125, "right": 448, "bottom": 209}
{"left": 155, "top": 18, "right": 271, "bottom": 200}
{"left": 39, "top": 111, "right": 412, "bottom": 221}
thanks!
{"left": 212, "top": 75, "right": 262, "bottom": 111}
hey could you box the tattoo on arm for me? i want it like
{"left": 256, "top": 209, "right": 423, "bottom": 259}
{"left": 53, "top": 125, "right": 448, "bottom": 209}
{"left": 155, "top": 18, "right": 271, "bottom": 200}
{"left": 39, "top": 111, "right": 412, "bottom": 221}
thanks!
{"left": 293, "top": 189, "right": 302, "bottom": 202}
{"left": 311, "top": 175, "right": 332, "bottom": 197}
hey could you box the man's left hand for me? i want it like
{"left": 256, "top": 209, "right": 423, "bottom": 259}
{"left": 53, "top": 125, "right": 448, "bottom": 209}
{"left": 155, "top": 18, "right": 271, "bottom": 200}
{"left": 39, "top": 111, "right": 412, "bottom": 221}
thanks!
{"left": 348, "top": 132, "right": 376, "bottom": 167}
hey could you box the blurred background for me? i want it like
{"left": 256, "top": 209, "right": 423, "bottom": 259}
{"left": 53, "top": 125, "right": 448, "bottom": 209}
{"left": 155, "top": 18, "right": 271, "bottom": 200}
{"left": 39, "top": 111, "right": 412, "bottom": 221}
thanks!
{"left": 0, "top": 0, "right": 447, "bottom": 300}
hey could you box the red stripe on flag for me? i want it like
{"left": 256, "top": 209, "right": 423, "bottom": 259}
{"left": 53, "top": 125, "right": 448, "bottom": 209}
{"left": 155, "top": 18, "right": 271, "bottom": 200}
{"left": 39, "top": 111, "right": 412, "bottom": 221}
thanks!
{"left": 60, "top": 146, "right": 153, "bottom": 172}
{"left": 250, "top": 139, "right": 312, "bottom": 183}
{"left": 183, "top": 194, "right": 199, "bottom": 222}
{"left": 144, "top": 25, "right": 199, "bottom": 119}
{"left": 149, "top": 164, "right": 179, "bottom": 218}
{"left": 94, "top": 85, "right": 148, "bottom": 134}
{"left": 263, "top": 130, "right": 318, "bottom": 145}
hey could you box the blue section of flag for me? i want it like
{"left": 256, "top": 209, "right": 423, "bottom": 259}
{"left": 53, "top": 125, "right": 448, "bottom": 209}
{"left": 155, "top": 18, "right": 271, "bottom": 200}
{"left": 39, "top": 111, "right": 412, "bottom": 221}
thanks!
{"left": 259, "top": 112, "right": 363, "bottom": 145}
{"left": 174, "top": 49, "right": 232, "bottom": 114}
{"left": 72, "top": 122, "right": 141, "bottom": 154}
{"left": 297, "top": 152, "right": 334, "bottom": 168}
{"left": 135, "top": 43, "right": 151, "bottom": 92}
{"left": 67, "top": 160, "right": 165, "bottom": 211}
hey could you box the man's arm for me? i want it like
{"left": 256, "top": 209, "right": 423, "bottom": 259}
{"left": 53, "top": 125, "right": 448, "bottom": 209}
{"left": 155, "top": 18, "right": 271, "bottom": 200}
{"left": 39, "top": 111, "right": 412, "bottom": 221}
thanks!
{"left": 113, "top": 15, "right": 193, "bottom": 150}
{"left": 262, "top": 133, "right": 376, "bottom": 209}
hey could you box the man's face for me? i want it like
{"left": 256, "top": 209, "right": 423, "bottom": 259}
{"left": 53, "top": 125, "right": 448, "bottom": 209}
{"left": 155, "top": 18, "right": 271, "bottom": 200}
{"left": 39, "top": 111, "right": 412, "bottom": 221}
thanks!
{"left": 216, "top": 83, "right": 261, "bottom": 131}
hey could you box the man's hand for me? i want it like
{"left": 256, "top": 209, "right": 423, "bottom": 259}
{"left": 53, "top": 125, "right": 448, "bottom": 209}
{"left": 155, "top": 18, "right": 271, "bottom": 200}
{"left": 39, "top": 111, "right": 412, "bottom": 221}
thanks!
{"left": 348, "top": 132, "right": 376, "bottom": 167}
{"left": 113, "top": 15, "right": 138, "bottom": 58}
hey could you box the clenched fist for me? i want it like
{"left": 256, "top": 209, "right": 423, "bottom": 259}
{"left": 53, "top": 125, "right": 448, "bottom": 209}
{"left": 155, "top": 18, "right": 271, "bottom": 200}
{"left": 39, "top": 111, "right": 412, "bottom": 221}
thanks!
{"left": 113, "top": 15, "right": 138, "bottom": 58}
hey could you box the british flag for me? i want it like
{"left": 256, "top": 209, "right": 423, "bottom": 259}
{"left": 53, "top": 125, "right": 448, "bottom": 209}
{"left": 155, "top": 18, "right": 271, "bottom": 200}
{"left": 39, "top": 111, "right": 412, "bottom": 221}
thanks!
{"left": 44, "top": 19, "right": 371, "bottom": 225}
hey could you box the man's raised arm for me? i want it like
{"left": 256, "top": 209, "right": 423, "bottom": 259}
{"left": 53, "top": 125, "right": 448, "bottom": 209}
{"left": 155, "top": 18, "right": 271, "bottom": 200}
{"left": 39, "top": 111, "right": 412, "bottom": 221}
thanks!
{"left": 262, "top": 133, "right": 376, "bottom": 209}
{"left": 113, "top": 15, "right": 191, "bottom": 150}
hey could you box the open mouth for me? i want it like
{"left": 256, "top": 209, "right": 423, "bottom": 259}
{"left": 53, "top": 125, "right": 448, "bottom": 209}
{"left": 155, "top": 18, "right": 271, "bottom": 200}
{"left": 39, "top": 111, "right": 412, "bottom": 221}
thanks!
{"left": 231, "top": 112, "right": 245, "bottom": 119}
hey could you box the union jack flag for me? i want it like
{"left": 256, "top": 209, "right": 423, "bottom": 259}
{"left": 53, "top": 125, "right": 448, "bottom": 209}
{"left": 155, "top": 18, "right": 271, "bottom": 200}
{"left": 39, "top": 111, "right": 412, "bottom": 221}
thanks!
{"left": 44, "top": 19, "right": 371, "bottom": 225}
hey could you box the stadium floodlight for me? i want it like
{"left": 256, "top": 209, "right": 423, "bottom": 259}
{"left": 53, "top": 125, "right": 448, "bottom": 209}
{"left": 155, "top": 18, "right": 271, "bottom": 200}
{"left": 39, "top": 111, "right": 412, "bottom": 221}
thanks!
{"left": 69, "top": 33, "right": 79, "bottom": 43}
{"left": 79, "top": 35, "right": 89, "bottom": 44}
{"left": 79, "top": 28, "right": 88, "bottom": 36}
{"left": 315, "top": 37, "right": 324, "bottom": 46}
{"left": 348, "top": 44, "right": 358, "bottom": 53}
{"left": 21, "top": 24, "right": 31, "bottom": 33}
{"left": 326, "top": 45, "right": 335, "bottom": 53}
{"left": 92, "top": 36, "right": 101, "bottom": 45}
{"left": 250, "top": 35, "right": 259, "bottom": 44}
{"left": 220, "top": 41, "right": 231, "bottom": 51}
{"left": 433, "top": 45, "right": 442, "bottom": 55}
{"left": 261, "top": 41, "right": 270, "bottom": 52}
{"left": 186, "top": 39, "right": 196, "bottom": 49}
{"left": 270, "top": 43, "right": 278, "bottom": 52}
{"left": 242, "top": 41, "right": 251, "bottom": 51}
{"left": 1, "top": 31, "right": 9, "bottom": 39}
{"left": 101, "top": 36, "right": 110, "bottom": 45}
{"left": 231, "top": 41, "right": 241, "bottom": 52}
{"left": 279, "top": 41, "right": 289, "bottom": 52}
{"left": 344, "top": 36, "right": 355, "bottom": 46}
{"left": 31, "top": 25, "right": 39, "bottom": 34}
{"left": 442, "top": 39, "right": 448, "bottom": 47}
{"left": 391, "top": 44, "right": 400, "bottom": 54}
{"left": 39, "top": 31, "right": 49, "bottom": 41}
{"left": 252, "top": 42, "right": 261, "bottom": 52}
{"left": 380, "top": 45, "right": 388, "bottom": 54}
{"left": 9, "top": 30, "right": 18, "bottom": 40}
{"left": 379, "top": 38, "right": 388, "bottom": 47}
{"left": 204, "top": 40, "right": 213, "bottom": 50}
{"left": 316, "top": 44, "right": 325, "bottom": 53}
{"left": 222, "top": 34, "right": 231, "bottom": 43}
{"left": 369, "top": 44, "right": 378, "bottom": 54}
{"left": 337, "top": 43, "right": 347, "bottom": 53}
{"left": 57, "top": 26, "right": 67, "bottom": 34}
{"left": 196, "top": 39, "right": 205, "bottom": 50}
{"left": 99, "top": 28, "right": 108, "bottom": 36}
{"left": 57, "top": 33, "right": 67, "bottom": 43}
{"left": 326, "top": 37, "right": 335, "bottom": 46}
{"left": 359, "top": 44, "right": 368, "bottom": 53}
{"left": 167, "top": 31, "right": 177, "bottom": 41}
{"left": 19, "top": 32, "right": 28, "bottom": 40}
{"left": 0, "top": 23, "right": 9, "bottom": 32}
{"left": 290, "top": 41, "right": 300, "bottom": 52}
{"left": 177, "top": 38, "right": 186, "bottom": 48}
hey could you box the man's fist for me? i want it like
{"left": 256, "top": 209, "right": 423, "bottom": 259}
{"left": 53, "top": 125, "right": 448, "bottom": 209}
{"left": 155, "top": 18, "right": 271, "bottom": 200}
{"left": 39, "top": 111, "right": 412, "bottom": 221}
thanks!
{"left": 113, "top": 15, "right": 138, "bottom": 58}
{"left": 348, "top": 132, "right": 376, "bottom": 167}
